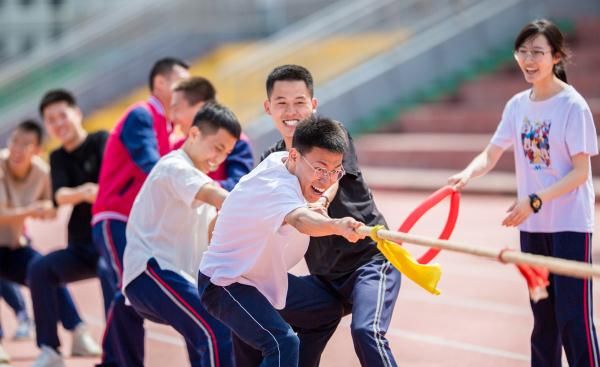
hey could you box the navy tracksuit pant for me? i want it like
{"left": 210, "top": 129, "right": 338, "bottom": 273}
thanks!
{"left": 521, "top": 231, "right": 600, "bottom": 367}
{"left": 27, "top": 241, "right": 113, "bottom": 349}
{"left": 0, "top": 279, "right": 28, "bottom": 340}
{"left": 201, "top": 254, "right": 401, "bottom": 367}
{"left": 0, "top": 245, "right": 89, "bottom": 348}
{"left": 124, "top": 259, "right": 233, "bottom": 367}
{"left": 93, "top": 219, "right": 146, "bottom": 367}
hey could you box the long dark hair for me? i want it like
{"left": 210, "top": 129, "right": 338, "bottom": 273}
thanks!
{"left": 514, "top": 19, "right": 570, "bottom": 83}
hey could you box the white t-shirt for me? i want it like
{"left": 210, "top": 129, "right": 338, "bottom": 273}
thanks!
{"left": 199, "top": 151, "right": 308, "bottom": 309}
{"left": 491, "top": 85, "right": 598, "bottom": 233}
{"left": 123, "top": 149, "right": 216, "bottom": 292}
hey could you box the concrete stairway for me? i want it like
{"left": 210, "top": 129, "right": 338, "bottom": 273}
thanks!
{"left": 82, "top": 30, "right": 409, "bottom": 135}
{"left": 356, "top": 17, "right": 600, "bottom": 195}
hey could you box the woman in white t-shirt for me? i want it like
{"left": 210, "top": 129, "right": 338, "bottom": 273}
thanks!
{"left": 449, "top": 19, "right": 599, "bottom": 366}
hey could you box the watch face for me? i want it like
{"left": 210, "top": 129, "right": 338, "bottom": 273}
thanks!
{"left": 532, "top": 199, "right": 541, "bottom": 209}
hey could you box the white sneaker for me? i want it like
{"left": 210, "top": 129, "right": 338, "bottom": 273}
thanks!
{"left": 31, "top": 346, "right": 64, "bottom": 367}
{"left": 0, "top": 344, "right": 10, "bottom": 363}
{"left": 12, "top": 318, "right": 33, "bottom": 341}
{"left": 70, "top": 324, "right": 101, "bottom": 357}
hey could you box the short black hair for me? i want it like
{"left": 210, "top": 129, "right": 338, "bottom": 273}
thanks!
{"left": 173, "top": 77, "right": 216, "bottom": 105}
{"left": 15, "top": 119, "right": 44, "bottom": 145}
{"left": 39, "top": 89, "right": 77, "bottom": 116}
{"left": 266, "top": 64, "right": 314, "bottom": 98}
{"left": 292, "top": 115, "right": 347, "bottom": 155}
{"left": 149, "top": 57, "right": 189, "bottom": 91}
{"left": 192, "top": 102, "right": 241, "bottom": 140}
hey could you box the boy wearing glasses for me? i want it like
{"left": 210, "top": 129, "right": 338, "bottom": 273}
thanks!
{"left": 257, "top": 65, "right": 401, "bottom": 367}
{"left": 198, "top": 116, "right": 365, "bottom": 367}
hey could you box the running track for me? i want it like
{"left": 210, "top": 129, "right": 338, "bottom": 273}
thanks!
{"left": 2, "top": 191, "right": 596, "bottom": 366}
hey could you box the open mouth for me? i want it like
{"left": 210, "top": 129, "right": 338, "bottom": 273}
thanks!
{"left": 283, "top": 119, "right": 299, "bottom": 127}
{"left": 311, "top": 184, "right": 325, "bottom": 195}
{"left": 524, "top": 67, "right": 539, "bottom": 76}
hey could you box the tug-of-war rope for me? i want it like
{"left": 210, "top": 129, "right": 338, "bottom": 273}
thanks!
{"left": 361, "top": 186, "right": 600, "bottom": 302}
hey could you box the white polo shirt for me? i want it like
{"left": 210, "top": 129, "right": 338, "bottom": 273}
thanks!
{"left": 199, "top": 151, "right": 309, "bottom": 309}
{"left": 123, "top": 149, "right": 216, "bottom": 292}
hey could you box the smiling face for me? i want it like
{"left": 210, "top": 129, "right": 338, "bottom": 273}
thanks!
{"left": 264, "top": 80, "right": 317, "bottom": 146}
{"left": 42, "top": 101, "right": 83, "bottom": 146}
{"left": 185, "top": 126, "right": 237, "bottom": 173}
{"left": 7, "top": 129, "right": 40, "bottom": 171}
{"left": 514, "top": 34, "right": 560, "bottom": 85}
{"left": 287, "top": 147, "right": 343, "bottom": 203}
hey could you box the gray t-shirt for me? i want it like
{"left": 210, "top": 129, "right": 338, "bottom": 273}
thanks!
{"left": 0, "top": 149, "right": 52, "bottom": 247}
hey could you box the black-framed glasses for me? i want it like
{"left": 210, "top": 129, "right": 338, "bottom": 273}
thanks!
{"left": 300, "top": 154, "right": 345, "bottom": 181}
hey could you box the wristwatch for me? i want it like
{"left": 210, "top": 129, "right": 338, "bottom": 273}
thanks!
{"left": 528, "top": 193, "right": 542, "bottom": 213}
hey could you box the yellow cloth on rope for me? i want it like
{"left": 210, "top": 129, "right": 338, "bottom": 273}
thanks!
{"left": 370, "top": 225, "right": 442, "bottom": 295}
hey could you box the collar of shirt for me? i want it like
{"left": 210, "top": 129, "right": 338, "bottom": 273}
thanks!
{"left": 148, "top": 96, "right": 166, "bottom": 117}
{"left": 148, "top": 95, "right": 175, "bottom": 134}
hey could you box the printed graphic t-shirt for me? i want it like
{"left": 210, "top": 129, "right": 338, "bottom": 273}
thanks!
{"left": 491, "top": 85, "right": 598, "bottom": 233}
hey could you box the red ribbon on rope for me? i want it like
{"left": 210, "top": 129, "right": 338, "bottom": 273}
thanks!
{"left": 499, "top": 248, "right": 550, "bottom": 302}
{"left": 396, "top": 186, "right": 460, "bottom": 264}
{"left": 396, "top": 186, "right": 549, "bottom": 301}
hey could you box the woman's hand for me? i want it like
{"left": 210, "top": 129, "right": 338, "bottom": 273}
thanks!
{"left": 502, "top": 197, "right": 533, "bottom": 227}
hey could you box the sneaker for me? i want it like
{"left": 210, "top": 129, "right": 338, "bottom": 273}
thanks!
{"left": 0, "top": 344, "right": 9, "bottom": 363}
{"left": 31, "top": 346, "right": 64, "bottom": 367}
{"left": 12, "top": 318, "right": 33, "bottom": 341}
{"left": 70, "top": 324, "right": 101, "bottom": 357}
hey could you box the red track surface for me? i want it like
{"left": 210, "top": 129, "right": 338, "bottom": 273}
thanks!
{"left": 2, "top": 191, "right": 597, "bottom": 366}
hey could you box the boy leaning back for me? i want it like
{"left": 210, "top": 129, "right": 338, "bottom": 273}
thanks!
{"left": 198, "top": 115, "right": 366, "bottom": 367}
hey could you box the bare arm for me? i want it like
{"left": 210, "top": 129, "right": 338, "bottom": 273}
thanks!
{"left": 448, "top": 144, "right": 505, "bottom": 190}
{"left": 208, "top": 215, "right": 217, "bottom": 243}
{"left": 502, "top": 153, "right": 591, "bottom": 227}
{"left": 310, "top": 181, "right": 339, "bottom": 210}
{"left": 538, "top": 153, "right": 590, "bottom": 202}
{"left": 284, "top": 206, "right": 365, "bottom": 243}
{"left": 194, "top": 183, "right": 228, "bottom": 211}
{"left": 55, "top": 182, "right": 98, "bottom": 206}
{"left": 0, "top": 200, "right": 55, "bottom": 223}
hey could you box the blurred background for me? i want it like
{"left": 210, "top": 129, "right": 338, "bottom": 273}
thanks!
{"left": 0, "top": 0, "right": 599, "bottom": 196}
{"left": 2, "top": 1, "right": 600, "bottom": 366}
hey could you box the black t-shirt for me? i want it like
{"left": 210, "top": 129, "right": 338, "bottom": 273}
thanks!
{"left": 260, "top": 125, "right": 386, "bottom": 280}
{"left": 50, "top": 131, "right": 108, "bottom": 245}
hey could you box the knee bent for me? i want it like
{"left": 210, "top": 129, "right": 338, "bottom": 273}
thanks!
{"left": 276, "top": 330, "right": 300, "bottom": 354}
{"left": 351, "top": 325, "right": 380, "bottom": 344}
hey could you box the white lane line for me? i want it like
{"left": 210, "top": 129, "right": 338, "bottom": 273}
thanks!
{"left": 398, "top": 291, "right": 529, "bottom": 316}
{"left": 340, "top": 319, "right": 529, "bottom": 362}
{"left": 385, "top": 327, "right": 530, "bottom": 362}
{"left": 87, "top": 312, "right": 529, "bottom": 361}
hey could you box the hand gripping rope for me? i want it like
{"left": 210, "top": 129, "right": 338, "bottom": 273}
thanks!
{"left": 369, "top": 186, "right": 459, "bottom": 296}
